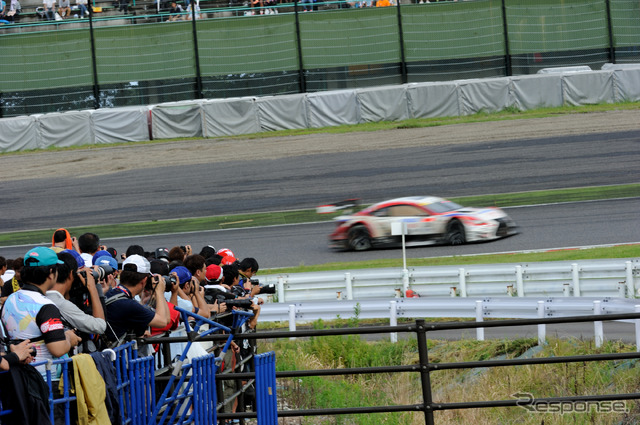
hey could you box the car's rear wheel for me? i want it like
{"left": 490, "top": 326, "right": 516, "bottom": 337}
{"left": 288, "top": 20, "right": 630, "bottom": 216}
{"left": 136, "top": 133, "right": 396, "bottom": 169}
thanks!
{"left": 445, "top": 220, "right": 466, "bottom": 245}
{"left": 348, "top": 225, "right": 372, "bottom": 251}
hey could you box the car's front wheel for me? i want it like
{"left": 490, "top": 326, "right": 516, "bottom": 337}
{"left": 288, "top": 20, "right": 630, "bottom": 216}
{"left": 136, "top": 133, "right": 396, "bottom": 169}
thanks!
{"left": 348, "top": 225, "right": 372, "bottom": 251}
{"left": 445, "top": 220, "right": 466, "bottom": 245}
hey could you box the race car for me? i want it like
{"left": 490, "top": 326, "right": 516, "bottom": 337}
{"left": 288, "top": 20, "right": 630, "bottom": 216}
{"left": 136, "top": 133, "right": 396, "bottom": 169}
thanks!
{"left": 328, "top": 196, "right": 518, "bottom": 251}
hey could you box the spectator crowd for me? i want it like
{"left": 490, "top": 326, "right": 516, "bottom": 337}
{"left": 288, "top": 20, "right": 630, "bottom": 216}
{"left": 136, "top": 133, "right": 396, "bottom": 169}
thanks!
{"left": 0, "top": 228, "right": 266, "bottom": 424}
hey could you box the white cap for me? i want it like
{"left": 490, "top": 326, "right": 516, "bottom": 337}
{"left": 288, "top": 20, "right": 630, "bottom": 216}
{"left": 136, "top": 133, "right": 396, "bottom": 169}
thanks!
{"left": 122, "top": 254, "right": 152, "bottom": 275}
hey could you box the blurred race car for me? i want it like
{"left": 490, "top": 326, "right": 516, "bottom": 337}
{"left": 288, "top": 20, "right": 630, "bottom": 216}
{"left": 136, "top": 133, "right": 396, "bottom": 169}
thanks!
{"left": 329, "top": 196, "right": 518, "bottom": 251}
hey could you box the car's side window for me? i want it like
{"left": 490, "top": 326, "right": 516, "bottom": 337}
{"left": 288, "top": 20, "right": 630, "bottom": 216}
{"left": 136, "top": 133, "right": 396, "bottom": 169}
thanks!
{"left": 372, "top": 207, "right": 390, "bottom": 217}
{"left": 389, "top": 205, "right": 429, "bottom": 217}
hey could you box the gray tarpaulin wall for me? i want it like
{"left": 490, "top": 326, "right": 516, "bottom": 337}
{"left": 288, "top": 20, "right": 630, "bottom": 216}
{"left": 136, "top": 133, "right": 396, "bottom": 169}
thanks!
{"left": 1, "top": 65, "right": 639, "bottom": 153}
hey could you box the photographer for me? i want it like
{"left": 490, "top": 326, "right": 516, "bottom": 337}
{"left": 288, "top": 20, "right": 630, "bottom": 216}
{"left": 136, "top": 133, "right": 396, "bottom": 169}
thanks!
{"left": 1, "top": 247, "right": 82, "bottom": 379}
{"left": 104, "top": 255, "right": 170, "bottom": 344}
{"left": 183, "top": 255, "right": 226, "bottom": 317}
{"left": 45, "top": 251, "right": 107, "bottom": 353}
{"left": 224, "top": 263, "right": 261, "bottom": 330}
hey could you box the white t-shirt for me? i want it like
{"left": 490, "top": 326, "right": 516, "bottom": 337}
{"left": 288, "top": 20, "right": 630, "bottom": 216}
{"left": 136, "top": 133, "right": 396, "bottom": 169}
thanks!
{"left": 43, "top": 0, "right": 55, "bottom": 8}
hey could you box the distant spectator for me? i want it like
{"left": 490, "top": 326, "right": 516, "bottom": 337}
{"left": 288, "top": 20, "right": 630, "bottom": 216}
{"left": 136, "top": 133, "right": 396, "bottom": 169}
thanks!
{"left": 376, "top": 0, "right": 391, "bottom": 6}
{"left": 57, "top": 0, "right": 70, "bottom": 17}
{"left": 51, "top": 228, "right": 76, "bottom": 253}
{"left": 75, "top": 0, "right": 88, "bottom": 17}
{"left": 168, "top": 1, "right": 182, "bottom": 20}
{"left": 78, "top": 232, "right": 101, "bottom": 266}
{"left": 0, "top": 0, "right": 7, "bottom": 20}
{"left": 6, "top": 0, "right": 21, "bottom": 22}
{"left": 43, "top": 0, "right": 55, "bottom": 20}
{"left": 300, "top": 0, "right": 312, "bottom": 12}
{"left": 0, "top": 257, "right": 23, "bottom": 303}
{"left": 185, "top": 1, "right": 201, "bottom": 19}
{"left": 118, "top": 0, "right": 128, "bottom": 14}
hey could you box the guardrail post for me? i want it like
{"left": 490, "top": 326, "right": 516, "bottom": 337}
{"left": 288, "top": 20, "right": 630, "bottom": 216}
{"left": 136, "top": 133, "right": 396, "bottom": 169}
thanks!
{"left": 459, "top": 268, "right": 467, "bottom": 298}
{"left": 626, "top": 261, "right": 635, "bottom": 298}
{"left": 345, "top": 272, "right": 353, "bottom": 300}
{"left": 475, "top": 300, "right": 484, "bottom": 341}
{"left": 635, "top": 305, "right": 640, "bottom": 352}
{"left": 515, "top": 265, "right": 524, "bottom": 297}
{"left": 537, "top": 301, "right": 546, "bottom": 345}
{"left": 563, "top": 283, "right": 571, "bottom": 297}
{"left": 572, "top": 263, "right": 581, "bottom": 297}
{"left": 288, "top": 304, "right": 297, "bottom": 340}
{"left": 277, "top": 277, "right": 285, "bottom": 303}
{"left": 594, "top": 300, "right": 603, "bottom": 348}
{"left": 390, "top": 301, "right": 398, "bottom": 343}
{"left": 618, "top": 281, "right": 627, "bottom": 298}
{"left": 415, "top": 319, "right": 435, "bottom": 425}
{"left": 402, "top": 268, "right": 410, "bottom": 294}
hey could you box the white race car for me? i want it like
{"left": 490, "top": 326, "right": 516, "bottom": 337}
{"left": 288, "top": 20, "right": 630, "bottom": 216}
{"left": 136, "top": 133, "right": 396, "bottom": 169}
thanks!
{"left": 329, "top": 196, "right": 518, "bottom": 251}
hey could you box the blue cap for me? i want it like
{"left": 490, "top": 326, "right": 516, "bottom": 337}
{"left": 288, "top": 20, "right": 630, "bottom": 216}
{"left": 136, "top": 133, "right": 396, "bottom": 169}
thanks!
{"left": 61, "top": 249, "right": 85, "bottom": 269}
{"left": 24, "top": 247, "right": 64, "bottom": 267}
{"left": 171, "top": 266, "right": 192, "bottom": 286}
{"left": 93, "top": 255, "right": 118, "bottom": 271}
{"left": 92, "top": 250, "right": 112, "bottom": 266}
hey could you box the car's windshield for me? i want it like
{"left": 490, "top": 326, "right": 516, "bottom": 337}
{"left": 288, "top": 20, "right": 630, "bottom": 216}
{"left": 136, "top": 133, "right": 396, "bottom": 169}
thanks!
{"left": 428, "top": 201, "right": 463, "bottom": 213}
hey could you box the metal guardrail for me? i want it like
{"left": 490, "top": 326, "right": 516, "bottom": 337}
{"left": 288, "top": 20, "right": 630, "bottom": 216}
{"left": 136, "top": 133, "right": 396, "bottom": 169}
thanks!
{"left": 259, "top": 258, "right": 640, "bottom": 302}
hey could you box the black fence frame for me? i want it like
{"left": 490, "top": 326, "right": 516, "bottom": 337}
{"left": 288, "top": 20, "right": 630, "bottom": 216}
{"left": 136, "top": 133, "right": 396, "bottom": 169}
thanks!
{"left": 145, "top": 311, "right": 640, "bottom": 424}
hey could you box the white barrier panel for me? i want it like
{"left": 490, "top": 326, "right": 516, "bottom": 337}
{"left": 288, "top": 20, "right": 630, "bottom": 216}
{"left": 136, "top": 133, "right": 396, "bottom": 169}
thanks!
{"left": 4, "top": 66, "right": 640, "bottom": 152}
{"left": 0, "top": 115, "right": 39, "bottom": 152}
{"left": 406, "top": 81, "right": 459, "bottom": 119}
{"left": 458, "top": 77, "right": 510, "bottom": 115}
{"left": 91, "top": 106, "right": 150, "bottom": 144}
{"left": 201, "top": 97, "right": 260, "bottom": 137}
{"left": 509, "top": 74, "right": 564, "bottom": 110}
{"left": 37, "top": 110, "right": 93, "bottom": 148}
{"left": 151, "top": 101, "right": 204, "bottom": 139}
{"left": 562, "top": 70, "right": 614, "bottom": 106}
{"left": 256, "top": 94, "right": 309, "bottom": 131}
{"left": 307, "top": 90, "right": 360, "bottom": 128}
{"left": 356, "top": 85, "right": 409, "bottom": 123}
{"left": 612, "top": 68, "right": 640, "bottom": 102}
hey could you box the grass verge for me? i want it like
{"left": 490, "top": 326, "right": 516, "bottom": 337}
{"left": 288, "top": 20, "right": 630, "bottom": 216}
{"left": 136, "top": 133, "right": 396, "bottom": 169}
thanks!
{"left": 264, "top": 330, "right": 640, "bottom": 425}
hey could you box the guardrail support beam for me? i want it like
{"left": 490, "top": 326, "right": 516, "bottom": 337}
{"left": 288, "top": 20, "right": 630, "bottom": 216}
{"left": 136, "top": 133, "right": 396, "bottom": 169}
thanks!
{"left": 537, "top": 300, "right": 546, "bottom": 345}
{"left": 594, "top": 300, "right": 603, "bottom": 348}
{"left": 626, "top": 261, "right": 635, "bottom": 298}
{"left": 476, "top": 300, "right": 484, "bottom": 341}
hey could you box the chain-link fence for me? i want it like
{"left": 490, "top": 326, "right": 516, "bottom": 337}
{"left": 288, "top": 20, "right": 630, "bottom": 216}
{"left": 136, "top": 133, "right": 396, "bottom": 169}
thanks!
{"left": 1, "top": 0, "right": 639, "bottom": 117}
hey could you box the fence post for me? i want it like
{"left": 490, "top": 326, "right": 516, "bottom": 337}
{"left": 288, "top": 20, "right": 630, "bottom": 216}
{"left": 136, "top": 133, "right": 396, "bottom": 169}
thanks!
{"left": 537, "top": 300, "right": 546, "bottom": 345}
{"left": 293, "top": 0, "right": 307, "bottom": 94}
{"left": 288, "top": 304, "right": 297, "bottom": 339}
{"left": 415, "top": 319, "right": 435, "bottom": 425}
{"left": 395, "top": 0, "right": 407, "bottom": 84}
{"left": 626, "top": 261, "right": 635, "bottom": 298}
{"left": 594, "top": 300, "right": 603, "bottom": 348}
{"left": 515, "top": 265, "right": 524, "bottom": 297}
{"left": 88, "top": 7, "right": 101, "bottom": 109}
{"left": 191, "top": 1, "right": 204, "bottom": 99}
{"left": 459, "top": 268, "right": 467, "bottom": 297}
{"left": 500, "top": 0, "right": 512, "bottom": 76}
{"left": 277, "top": 277, "right": 285, "bottom": 303}
{"left": 635, "top": 305, "right": 640, "bottom": 353}
{"left": 345, "top": 272, "right": 353, "bottom": 300}
{"left": 390, "top": 301, "right": 398, "bottom": 343}
{"left": 475, "top": 300, "right": 484, "bottom": 341}
{"left": 604, "top": 0, "right": 616, "bottom": 63}
{"left": 572, "top": 263, "right": 581, "bottom": 297}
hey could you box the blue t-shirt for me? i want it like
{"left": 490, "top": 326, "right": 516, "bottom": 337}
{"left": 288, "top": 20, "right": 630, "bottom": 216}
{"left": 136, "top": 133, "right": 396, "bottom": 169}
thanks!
{"left": 105, "top": 286, "right": 155, "bottom": 342}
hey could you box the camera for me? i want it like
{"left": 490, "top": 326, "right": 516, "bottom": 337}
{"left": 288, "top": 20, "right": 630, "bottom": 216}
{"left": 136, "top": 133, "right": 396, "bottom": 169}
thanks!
{"left": 221, "top": 297, "right": 254, "bottom": 310}
{"left": 7, "top": 339, "right": 37, "bottom": 357}
{"left": 250, "top": 279, "right": 276, "bottom": 295}
{"left": 79, "top": 265, "right": 116, "bottom": 282}
{"left": 163, "top": 274, "right": 178, "bottom": 292}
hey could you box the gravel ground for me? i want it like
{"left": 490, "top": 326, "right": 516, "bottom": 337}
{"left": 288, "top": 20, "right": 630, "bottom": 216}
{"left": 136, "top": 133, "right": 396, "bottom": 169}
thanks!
{"left": 2, "top": 110, "right": 639, "bottom": 182}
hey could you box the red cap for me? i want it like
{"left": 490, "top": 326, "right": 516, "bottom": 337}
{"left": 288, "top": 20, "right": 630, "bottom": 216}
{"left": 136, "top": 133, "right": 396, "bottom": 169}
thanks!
{"left": 206, "top": 264, "right": 223, "bottom": 281}
{"left": 217, "top": 248, "right": 234, "bottom": 258}
{"left": 220, "top": 255, "right": 236, "bottom": 266}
